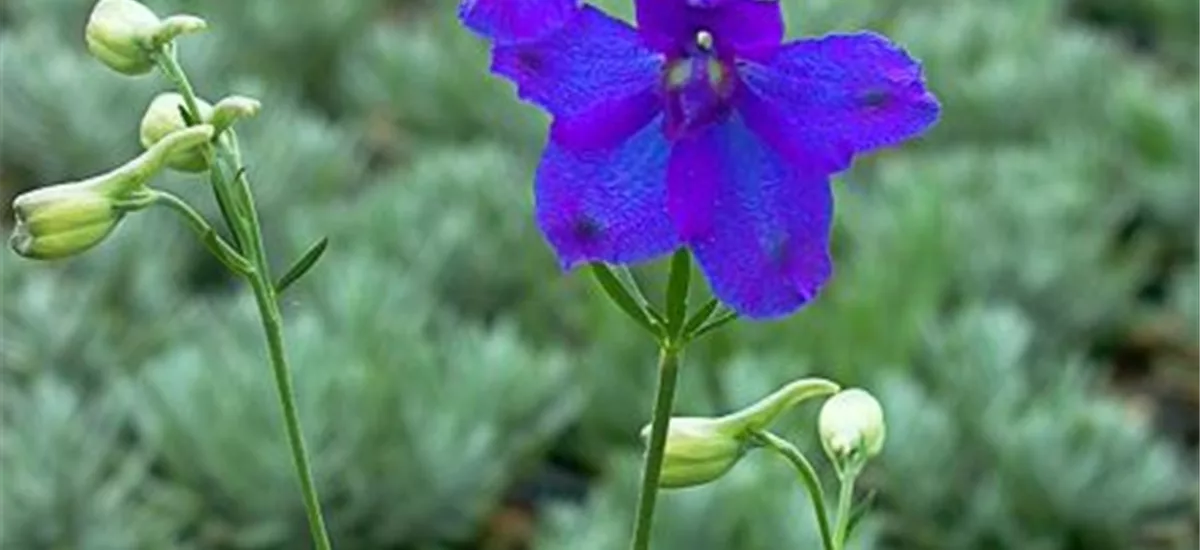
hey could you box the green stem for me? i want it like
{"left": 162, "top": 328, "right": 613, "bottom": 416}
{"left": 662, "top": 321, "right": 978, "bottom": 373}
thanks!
{"left": 832, "top": 465, "right": 861, "bottom": 550}
{"left": 152, "top": 47, "right": 247, "bottom": 249}
{"left": 247, "top": 273, "right": 332, "bottom": 550}
{"left": 153, "top": 45, "right": 204, "bottom": 128}
{"left": 153, "top": 49, "right": 334, "bottom": 550}
{"left": 229, "top": 160, "right": 332, "bottom": 550}
{"left": 630, "top": 346, "right": 681, "bottom": 550}
{"left": 753, "top": 431, "right": 835, "bottom": 550}
{"left": 151, "top": 191, "right": 252, "bottom": 275}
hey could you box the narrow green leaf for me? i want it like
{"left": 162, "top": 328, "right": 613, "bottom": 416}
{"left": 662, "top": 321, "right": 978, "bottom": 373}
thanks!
{"left": 646, "top": 307, "right": 669, "bottom": 330}
{"left": 275, "top": 237, "right": 329, "bottom": 294}
{"left": 665, "top": 249, "right": 691, "bottom": 338}
{"left": 208, "top": 167, "right": 242, "bottom": 250}
{"left": 691, "top": 310, "right": 738, "bottom": 341}
{"left": 590, "top": 263, "right": 662, "bottom": 339}
{"left": 614, "top": 266, "right": 654, "bottom": 309}
{"left": 682, "top": 298, "right": 719, "bottom": 339}
{"left": 177, "top": 104, "right": 197, "bottom": 126}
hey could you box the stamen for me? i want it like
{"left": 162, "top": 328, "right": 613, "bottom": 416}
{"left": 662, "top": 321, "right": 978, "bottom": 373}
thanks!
{"left": 696, "top": 30, "right": 714, "bottom": 51}
{"left": 706, "top": 57, "right": 727, "bottom": 90}
{"left": 665, "top": 60, "right": 692, "bottom": 89}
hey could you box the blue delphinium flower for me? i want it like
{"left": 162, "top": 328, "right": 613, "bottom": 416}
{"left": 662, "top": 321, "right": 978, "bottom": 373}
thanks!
{"left": 458, "top": 0, "right": 580, "bottom": 44}
{"left": 461, "top": 0, "right": 940, "bottom": 319}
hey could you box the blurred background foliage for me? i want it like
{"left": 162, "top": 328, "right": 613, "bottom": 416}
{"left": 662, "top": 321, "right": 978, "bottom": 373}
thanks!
{"left": 0, "top": 0, "right": 1197, "bottom": 548}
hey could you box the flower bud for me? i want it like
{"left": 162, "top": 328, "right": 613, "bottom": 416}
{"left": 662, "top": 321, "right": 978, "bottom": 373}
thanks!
{"left": 639, "top": 378, "right": 839, "bottom": 489}
{"left": 818, "top": 388, "right": 886, "bottom": 463}
{"left": 151, "top": 15, "right": 207, "bottom": 46}
{"left": 643, "top": 417, "right": 745, "bottom": 489}
{"left": 85, "top": 0, "right": 206, "bottom": 76}
{"left": 10, "top": 182, "right": 126, "bottom": 259}
{"left": 85, "top": 0, "right": 162, "bottom": 75}
{"left": 9, "top": 125, "right": 214, "bottom": 259}
{"left": 140, "top": 93, "right": 214, "bottom": 172}
{"left": 210, "top": 95, "right": 262, "bottom": 134}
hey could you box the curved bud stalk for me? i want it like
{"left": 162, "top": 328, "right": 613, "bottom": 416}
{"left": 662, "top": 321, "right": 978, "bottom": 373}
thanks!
{"left": 642, "top": 377, "right": 838, "bottom": 489}
{"left": 85, "top": 0, "right": 205, "bottom": 76}
{"left": 106, "top": 124, "right": 215, "bottom": 186}
{"left": 718, "top": 378, "right": 841, "bottom": 433}
{"left": 818, "top": 388, "right": 886, "bottom": 467}
{"left": 10, "top": 125, "right": 214, "bottom": 259}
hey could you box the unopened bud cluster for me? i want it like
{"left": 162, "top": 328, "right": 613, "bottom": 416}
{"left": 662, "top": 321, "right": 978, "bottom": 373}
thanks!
{"left": 11, "top": 126, "right": 214, "bottom": 258}
{"left": 10, "top": 0, "right": 263, "bottom": 261}
{"left": 642, "top": 379, "right": 890, "bottom": 489}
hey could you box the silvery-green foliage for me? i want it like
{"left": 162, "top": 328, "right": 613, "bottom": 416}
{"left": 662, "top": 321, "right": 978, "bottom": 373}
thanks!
{"left": 123, "top": 256, "right": 580, "bottom": 548}
{"left": 536, "top": 453, "right": 832, "bottom": 550}
{"left": 320, "top": 143, "right": 551, "bottom": 321}
{"left": 336, "top": 8, "right": 545, "bottom": 147}
{"left": 875, "top": 308, "right": 1193, "bottom": 550}
{"left": 1172, "top": 265, "right": 1199, "bottom": 345}
{"left": 1, "top": 212, "right": 205, "bottom": 387}
{"left": 0, "top": 0, "right": 1196, "bottom": 548}
{"left": 1069, "top": 0, "right": 1199, "bottom": 70}
{"left": 0, "top": 25, "right": 152, "bottom": 186}
{"left": 0, "top": 378, "right": 181, "bottom": 549}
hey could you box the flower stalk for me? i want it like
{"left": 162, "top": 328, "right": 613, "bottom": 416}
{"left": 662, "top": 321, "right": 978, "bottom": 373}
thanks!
{"left": 753, "top": 430, "right": 835, "bottom": 550}
{"left": 631, "top": 344, "right": 682, "bottom": 550}
{"left": 14, "top": 2, "right": 333, "bottom": 546}
{"left": 151, "top": 46, "right": 333, "bottom": 550}
{"left": 831, "top": 460, "right": 864, "bottom": 550}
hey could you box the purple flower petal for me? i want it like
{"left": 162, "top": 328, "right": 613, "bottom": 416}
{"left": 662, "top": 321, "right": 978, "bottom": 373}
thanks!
{"left": 491, "top": 6, "right": 663, "bottom": 124}
{"left": 459, "top": 0, "right": 580, "bottom": 44}
{"left": 737, "top": 32, "right": 941, "bottom": 174}
{"left": 668, "top": 115, "right": 833, "bottom": 319}
{"left": 536, "top": 115, "right": 679, "bottom": 269}
{"left": 549, "top": 90, "right": 662, "bottom": 151}
{"left": 635, "top": 0, "right": 783, "bottom": 56}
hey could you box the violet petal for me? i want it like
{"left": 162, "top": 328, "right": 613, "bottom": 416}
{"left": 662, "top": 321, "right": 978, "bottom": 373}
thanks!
{"left": 459, "top": 0, "right": 580, "bottom": 44}
{"left": 536, "top": 115, "right": 679, "bottom": 269}
{"left": 738, "top": 32, "right": 941, "bottom": 174}
{"left": 668, "top": 115, "right": 833, "bottom": 319}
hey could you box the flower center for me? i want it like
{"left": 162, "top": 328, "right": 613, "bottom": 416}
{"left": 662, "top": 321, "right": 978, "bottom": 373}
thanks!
{"left": 661, "top": 30, "right": 736, "bottom": 140}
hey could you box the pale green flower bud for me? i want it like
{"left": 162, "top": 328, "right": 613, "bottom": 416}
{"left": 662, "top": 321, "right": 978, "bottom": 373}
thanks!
{"left": 210, "top": 95, "right": 262, "bottom": 134}
{"left": 85, "top": 0, "right": 160, "bottom": 75}
{"left": 85, "top": 0, "right": 206, "bottom": 76}
{"left": 10, "top": 125, "right": 214, "bottom": 259}
{"left": 150, "top": 15, "right": 207, "bottom": 46}
{"left": 140, "top": 93, "right": 214, "bottom": 172}
{"left": 641, "top": 378, "right": 839, "bottom": 489}
{"left": 10, "top": 182, "right": 126, "bottom": 259}
{"left": 818, "top": 388, "right": 886, "bottom": 463}
{"left": 643, "top": 417, "right": 745, "bottom": 489}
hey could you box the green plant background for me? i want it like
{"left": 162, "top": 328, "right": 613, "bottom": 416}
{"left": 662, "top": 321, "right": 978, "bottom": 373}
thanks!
{"left": 1, "top": 0, "right": 1197, "bottom": 549}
